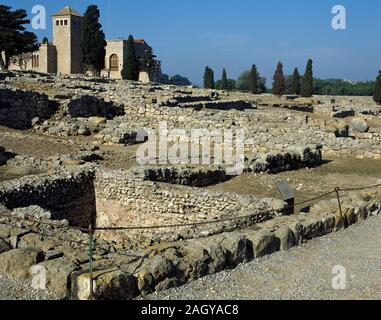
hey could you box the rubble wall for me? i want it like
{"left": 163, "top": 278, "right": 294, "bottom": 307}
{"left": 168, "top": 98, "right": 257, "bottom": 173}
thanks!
{"left": 0, "top": 88, "right": 53, "bottom": 129}
{"left": 0, "top": 169, "right": 96, "bottom": 227}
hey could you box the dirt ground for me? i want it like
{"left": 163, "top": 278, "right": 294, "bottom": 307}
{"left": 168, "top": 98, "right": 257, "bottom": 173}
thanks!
{"left": 206, "top": 157, "right": 381, "bottom": 210}
{"left": 1, "top": 125, "right": 381, "bottom": 208}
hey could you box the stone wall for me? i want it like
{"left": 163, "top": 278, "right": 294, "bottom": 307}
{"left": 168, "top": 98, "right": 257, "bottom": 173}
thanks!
{"left": 94, "top": 169, "right": 282, "bottom": 243}
{"left": 0, "top": 88, "right": 54, "bottom": 129}
{"left": 3, "top": 72, "right": 381, "bottom": 160}
{"left": 67, "top": 95, "right": 125, "bottom": 118}
{"left": 142, "top": 166, "right": 230, "bottom": 187}
{"left": 0, "top": 168, "right": 96, "bottom": 228}
{"left": 0, "top": 186, "right": 379, "bottom": 300}
{"left": 0, "top": 146, "right": 7, "bottom": 166}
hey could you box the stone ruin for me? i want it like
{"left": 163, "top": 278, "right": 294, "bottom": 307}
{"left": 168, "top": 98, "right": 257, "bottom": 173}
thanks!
{"left": 0, "top": 70, "right": 380, "bottom": 299}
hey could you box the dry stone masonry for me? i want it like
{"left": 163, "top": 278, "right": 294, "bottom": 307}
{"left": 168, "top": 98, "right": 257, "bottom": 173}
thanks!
{"left": 0, "top": 70, "right": 380, "bottom": 299}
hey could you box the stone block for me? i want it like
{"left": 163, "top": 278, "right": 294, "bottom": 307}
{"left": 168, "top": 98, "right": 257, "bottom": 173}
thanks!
{"left": 71, "top": 267, "right": 137, "bottom": 300}
{"left": 0, "top": 248, "right": 44, "bottom": 279}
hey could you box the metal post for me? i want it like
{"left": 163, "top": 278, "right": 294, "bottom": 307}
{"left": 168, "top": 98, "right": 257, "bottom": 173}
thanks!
{"left": 335, "top": 187, "right": 343, "bottom": 217}
{"left": 88, "top": 224, "right": 94, "bottom": 300}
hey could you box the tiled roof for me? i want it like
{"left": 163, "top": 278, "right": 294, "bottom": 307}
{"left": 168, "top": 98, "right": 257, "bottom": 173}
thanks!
{"left": 52, "top": 6, "right": 82, "bottom": 17}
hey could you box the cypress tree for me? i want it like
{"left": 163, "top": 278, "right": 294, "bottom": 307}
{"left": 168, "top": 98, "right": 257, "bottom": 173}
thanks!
{"left": 203, "top": 66, "right": 209, "bottom": 88}
{"left": 203, "top": 66, "right": 215, "bottom": 89}
{"left": 291, "top": 68, "right": 301, "bottom": 95}
{"left": 81, "top": 5, "right": 107, "bottom": 76}
{"left": 249, "top": 64, "right": 258, "bottom": 94}
{"left": 301, "top": 59, "right": 313, "bottom": 97}
{"left": 121, "top": 35, "right": 140, "bottom": 81}
{"left": 272, "top": 62, "right": 285, "bottom": 96}
{"left": 373, "top": 70, "right": 381, "bottom": 104}
{"left": 220, "top": 68, "right": 228, "bottom": 90}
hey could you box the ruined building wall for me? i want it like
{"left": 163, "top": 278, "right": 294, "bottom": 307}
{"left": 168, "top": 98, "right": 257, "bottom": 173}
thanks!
{"left": 94, "top": 169, "right": 277, "bottom": 243}
{"left": 0, "top": 88, "right": 52, "bottom": 129}
{"left": 0, "top": 169, "right": 96, "bottom": 228}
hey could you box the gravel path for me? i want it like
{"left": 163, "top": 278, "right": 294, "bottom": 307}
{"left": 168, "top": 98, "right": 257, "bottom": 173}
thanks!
{"left": 145, "top": 215, "right": 381, "bottom": 300}
{"left": 0, "top": 275, "right": 58, "bottom": 300}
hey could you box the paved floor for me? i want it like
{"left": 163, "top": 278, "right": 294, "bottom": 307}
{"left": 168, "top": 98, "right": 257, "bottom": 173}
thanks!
{"left": 145, "top": 215, "right": 381, "bottom": 300}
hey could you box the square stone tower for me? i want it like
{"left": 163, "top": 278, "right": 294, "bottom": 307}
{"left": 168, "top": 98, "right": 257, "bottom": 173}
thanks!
{"left": 52, "top": 6, "right": 83, "bottom": 75}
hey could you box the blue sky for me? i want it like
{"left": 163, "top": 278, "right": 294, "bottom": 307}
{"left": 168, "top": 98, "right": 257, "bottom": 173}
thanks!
{"left": 5, "top": 0, "right": 381, "bottom": 85}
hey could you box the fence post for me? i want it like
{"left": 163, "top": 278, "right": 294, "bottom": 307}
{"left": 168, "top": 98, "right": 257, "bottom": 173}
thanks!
{"left": 335, "top": 187, "right": 343, "bottom": 217}
{"left": 88, "top": 224, "right": 94, "bottom": 300}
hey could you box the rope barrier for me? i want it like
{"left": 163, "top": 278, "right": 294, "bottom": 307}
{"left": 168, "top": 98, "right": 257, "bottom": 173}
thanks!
{"left": 0, "top": 182, "right": 380, "bottom": 232}
{"left": 1, "top": 181, "right": 380, "bottom": 300}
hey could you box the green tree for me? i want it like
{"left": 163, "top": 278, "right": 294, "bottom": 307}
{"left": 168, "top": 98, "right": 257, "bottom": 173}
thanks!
{"left": 203, "top": 66, "right": 215, "bottom": 89}
{"left": 313, "top": 78, "right": 374, "bottom": 96}
{"left": 373, "top": 71, "right": 381, "bottom": 104}
{"left": 215, "top": 79, "right": 236, "bottom": 91}
{"left": 301, "top": 59, "right": 313, "bottom": 97}
{"left": 272, "top": 62, "right": 285, "bottom": 96}
{"left": 81, "top": 5, "right": 107, "bottom": 76}
{"left": 42, "top": 37, "right": 49, "bottom": 44}
{"left": 170, "top": 74, "right": 191, "bottom": 86}
{"left": 140, "top": 47, "right": 155, "bottom": 73}
{"left": 236, "top": 70, "right": 266, "bottom": 93}
{"left": 121, "top": 35, "right": 140, "bottom": 81}
{"left": 291, "top": 68, "right": 301, "bottom": 95}
{"left": 0, "top": 5, "right": 38, "bottom": 69}
{"left": 249, "top": 64, "right": 258, "bottom": 94}
{"left": 220, "top": 68, "right": 228, "bottom": 90}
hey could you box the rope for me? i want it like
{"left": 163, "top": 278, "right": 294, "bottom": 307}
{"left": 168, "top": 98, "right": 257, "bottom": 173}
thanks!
{"left": 0, "top": 182, "right": 380, "bottom": 232}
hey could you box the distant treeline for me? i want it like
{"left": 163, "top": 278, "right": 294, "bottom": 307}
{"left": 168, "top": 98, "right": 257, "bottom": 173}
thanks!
{"left": 311, "top": 79, "right": 375, "bottom": 96}
{"left": 200, "top": 62, "right": 379, "bottom": 99}
{"left": 161, "top": 73, "right": 192, "bottom": 86}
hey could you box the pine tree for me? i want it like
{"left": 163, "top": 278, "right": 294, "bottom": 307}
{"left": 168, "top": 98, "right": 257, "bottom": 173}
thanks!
{"left": 301, "top": 59, "right": 313, "bottom": 97}
{"left": 0, "top": 5, "right": 38, "bottom": 69}
{"left": 121, "top": 35, "right": 140, "bottom": 81}
{"left": 373, "top": 70, "right": 381, "bottom": 105}
{"left": 220, "top": 68, "right": 228, "bottom": 90}
{"left": 291, "top": 68, "right": 301, "bottom": 95}
{"left": 81, "top": 5, "right": 107, "bottom": 76}
{"left": 272, "top": 62, "right": 285, "bottom": 96}
{"left": 249, "top": 64, "right": 258, "bottom": 94}
{"left": 203, "top": 66, "right": 215, "bottom": 89}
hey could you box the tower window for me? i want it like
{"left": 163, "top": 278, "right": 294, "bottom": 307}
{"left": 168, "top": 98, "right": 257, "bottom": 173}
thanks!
{"left": 109, "top": 54, "right": 119, "bottom": 71}
{"left": 32, "top": 54, "right": 39, "bottom": 69}
{"left": 64, "top": 20, "right": 68, "bottom": 26}
{"left": 56, "top": 20, "right": 59, "bottom": 26}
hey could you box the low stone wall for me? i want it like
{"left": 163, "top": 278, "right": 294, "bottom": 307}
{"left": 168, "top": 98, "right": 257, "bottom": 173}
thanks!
{"left": 0, "top": 88, "right": 54, "bottom": 129}
{"left": 0, "top": 168, "right": 96, "bottom": 228}
{"left": 67, "top": 95, "right": 125, "bottom": 118}
{"left": 0, "top": 146, "right": 8, "bottom": 166}
{"left": 0, "top": 187, "right": 379, "bottom": 300}
{"left": 94, "top": 169, "right": 282, "bottom": 243}
{"left": 177, "top": 100, "right": 254, "bottom": 111}
{"left": 142, "top": 166, "right": 230, "bottom": 187}
{"left": 247, "top": 147, "right": 322, "bottom": 173}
